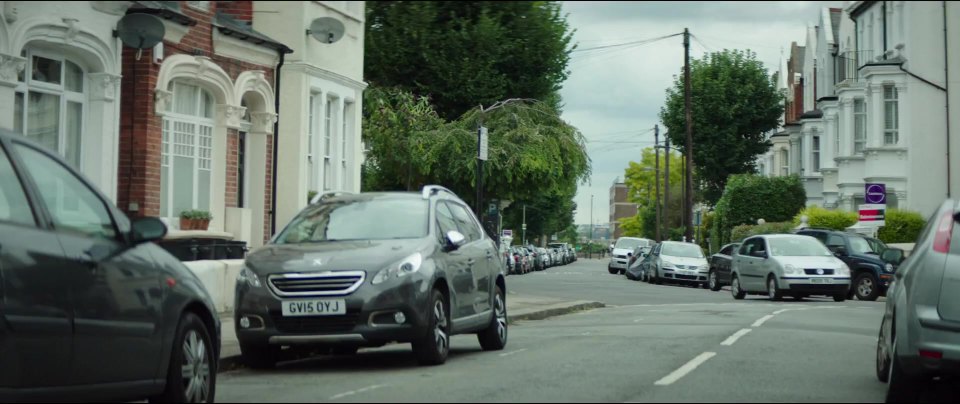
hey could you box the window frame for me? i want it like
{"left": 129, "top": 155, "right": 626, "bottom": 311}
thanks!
{"left": 812, "top": 135, "right": 821, "bottom": 172}
{"left": 0, "top": 141, "right": 39, "bottom": 228}
{"left": 13, "top": 48, "right": 87, "bottom": 169}
{"left": 160, "top": 81, "right": 216, "bottom": 220}
{"left": 883, "top": 84, "right": 899, "bottom": 145}
{"left": 444, "top": 200, "right": 483, "bottom": 242}
{"left": 854, "top": 98, "right": 867, "bottom": 154}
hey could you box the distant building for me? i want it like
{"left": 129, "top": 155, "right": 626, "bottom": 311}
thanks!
{"left": 609, "top": 180, "right": 638, "bottom": 239}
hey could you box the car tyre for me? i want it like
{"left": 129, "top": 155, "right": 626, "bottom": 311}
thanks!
{"left": 886, "top": 337, "right": 924, "bottom": 403}
{"left": 478, "top": 285, "right": 508, "bottom": 351}
{"left": 412, "top": 289, "right": 451, "bottom": 366}
{"left": 876, "top": 326, "right": 891, "bottom": 383}
{"left": 608, "top": 266, "right": 618, "bottom": 275}
{"left": 150, "top": 313, "right": 217, "bottom": 403}
{"left": 731, "top": 276, "right": 746, "bottom": 300}
{"left": 767, "top": 276, "right": 784, "bottom": 301}
{"left": 709, "top": 270, "right": 722, "bottom": 292}
{"left": 854, "top": 273, "right": 881, "bottom": 301}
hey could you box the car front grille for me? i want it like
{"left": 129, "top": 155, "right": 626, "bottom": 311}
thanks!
{"left": 270, "top": 311, "right": 361, "bottom": 334}
{"left": 615, "top": 255, "right": 627, "bottom": 259}
{"left": 267, "top": 271, "right": 366, "bottom": 297}
{"left": 803, "top": 268, "right": 836, "bottom": 275}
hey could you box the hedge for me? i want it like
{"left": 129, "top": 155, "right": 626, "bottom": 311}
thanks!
{"left": 730, "top": 221, "right": 795, "bottom": 242}
{"left": 878, "top": 209, "right": 927, "bottom": 243}
{"left": 714, "top": 174, "right": 807, "bottom": 245}
{"left": 792, "top": 206, "right": 857, "bottom": 230}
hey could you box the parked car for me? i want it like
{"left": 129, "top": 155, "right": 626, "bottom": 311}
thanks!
{"left": 640, "top": 243, "right": 660, "bottom": 282}
{"left": 235, "top": 185, "right": 508, "bottom": 368}
{"left": 527, "top": 245, "right": 546, "bottom": 271}
{"left": 708, "top": 243, "right": 742, "bottom": 292}
{"left": 875, "top": 199, "right": 960, "bottom": 402}
{"left": 645, "top": 241, "right": 709, "bottom": 287}
{"left": 730, "top": 234, "right": 851, "bottom": 302}
{"left": 796, "top": 228, "right": 905, "bottom": 301}
{"left": 625, "top": 246, "right": 652, "bottom": 281}
{"left": 0, "top": 129, "right": 221, "bottom": 402}
{"left": 549, "top": 243, "right": 571, "bottom": 265}
{"left": 609, "top": 237, "right": 652, "bottom": 274}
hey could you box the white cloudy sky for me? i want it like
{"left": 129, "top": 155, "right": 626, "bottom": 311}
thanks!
{"left": 561, "top": 1, "right": 845, "bottom": 226}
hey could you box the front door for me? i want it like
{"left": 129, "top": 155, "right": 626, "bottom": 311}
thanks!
{"left": 446, "top": 201, "right": 490, "bottom": 317}
{"left": 0, "top": 142, "right": 72, "bottom": 389}
{"left": 13, "top": 144, "right": 163, "bottom": 385}
{"left": 737, "top": 238, "right": 765, "bottom": 291}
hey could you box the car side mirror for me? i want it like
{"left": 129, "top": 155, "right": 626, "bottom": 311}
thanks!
{"left": 627, "top": 252, "right": 633, "bottom": 257}
{"left": 445, "top": 230, "right": 467, "bottom": 251}
{"left": 882, "top": 248, "right": 905, "bottom": 265}
{"left": 751, "top": 250, "right": 767, "bottom": 259}
{"left": 131, "top": 217, "right": 167, "bottom": 244}
{"left": 828, "top": 245, "right": 847, "bottom": 257}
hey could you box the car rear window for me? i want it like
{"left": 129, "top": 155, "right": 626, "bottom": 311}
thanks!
{"left": 276, "top": 197, "right": 429, "bottom": 243}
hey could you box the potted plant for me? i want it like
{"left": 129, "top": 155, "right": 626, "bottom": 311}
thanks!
{"left": 307, "top": 190, "right": 318, "bottom": 204}
{"left": 179, "top": 209, "right": 213, "bottom": 231}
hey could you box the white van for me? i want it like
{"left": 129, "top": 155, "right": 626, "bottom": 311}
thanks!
{"left": 609, "top": 237, "right": 652, "bottom": 274}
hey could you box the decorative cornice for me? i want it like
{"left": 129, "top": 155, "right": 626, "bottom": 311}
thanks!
{"left": 250, "top": 111, "right": 278, "bottom": 134}
{"left": 62, "top": 18, "right": 80, "bottom": 44}
{"left": 284, "top": 62, "right": 369, "bottom": 92}
{"left": 0, "top": 53, "right": 26, "bottom": 87}
{"left": 88, "top": 72, "right": 123, "bottom": 101}
{"left": 155, "top": 89, "right": 173, "bottom": 115}
{"left": 218, "top": 104, "right": 248, "bottom": 130}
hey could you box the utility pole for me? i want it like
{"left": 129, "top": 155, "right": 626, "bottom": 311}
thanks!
{"left": 590, "top": 194, "right": 594, "bottom": 258}
{"left": 664, "top": 136, "right": 670, "bottom": 240}
{"left": 522, "top": 204, "right": 526, "bottom": 246}
{"left": 683, "top": 28, "right": 695, "bottom": 242}
{"left": 654, "top": 125, "right": 661, "bottom": 243}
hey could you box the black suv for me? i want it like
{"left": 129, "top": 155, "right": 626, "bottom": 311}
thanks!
{"left": 0, "top": 130, "right": 220, "bottom": 402}
{"left": 235, "top": 186, "right": 508, "bottom": 367}
{"left": 796, "top": 228, "right": 905, "bottom": 301}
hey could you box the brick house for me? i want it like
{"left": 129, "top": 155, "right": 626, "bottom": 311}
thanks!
{"left": 117, "top": 1, "right": 291, "bottom": 247}
{"left": 608, "top": 181, "right": 638, "bottom": 240}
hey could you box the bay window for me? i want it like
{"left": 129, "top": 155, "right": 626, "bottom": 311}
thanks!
{"left": 812, "top": 135, "right": 821, "bottom": 172}
{"left": 854, "top": 99, "right": 866, "bottom": 154}
{"left": 883, "top": 85, "right": 899, "bottom": 145}
{"left": 324, "top": 96, "right": 334, "bottom": 191}
{"left": 160, "top": 82, "right": 214, "bottom": 221}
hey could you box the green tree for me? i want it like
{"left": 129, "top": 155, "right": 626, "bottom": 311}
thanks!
{"left": 621, "top": 148, "right": 685, "bottom": 237}
{"left": 362, "top": 87, "right": 591, "bottom": 222}
{"left": 659, "top": 49, "right": 785, "bottom": 204}
{"left": 365, "top": 1, "right": 575, "bottom": 120}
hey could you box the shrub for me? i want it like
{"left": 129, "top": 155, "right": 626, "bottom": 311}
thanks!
{"left": 730, "top": 221, "right": 795, "bottom": 242}
{"left": 179, "top": 209, "right": 212, "bottom": 220}
{"left": 715, "top": 174, "right": 807, "bottom": 244}
{"left": 307, "top": 190, "right": 318, "bottom": 204}
{"left": 792, "top": 206, "right": 857, "bottom": 230}
{"left": 878, "top": 209, "right": 926, "bottom": 243}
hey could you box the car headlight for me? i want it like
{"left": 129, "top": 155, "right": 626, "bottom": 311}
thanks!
{"left": 837, "top": 263, "right": 851, "bottom": 277}
{"left": 884, "top": 263, "right": 894, "bottom": 273}
{"left": 662, "top": 260, "right": 676, "bottom": 269}
{"left": 697, "top": 264, "right": 709, "bottom": 272}
{"left": 783, "top": 264, "right": 803, "bottom": 276}
{"left": 238, "top": 267, "right": 262, "bottom": 288}
{"left": 372, "top": 252, "right": 423, "bottom": 285}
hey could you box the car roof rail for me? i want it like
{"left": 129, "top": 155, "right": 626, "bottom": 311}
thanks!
{"left": 310, "top": 191, "right": 353, "bottom": 204}
{"left": 421, "top": 184, "right": 457, "bottom": 200}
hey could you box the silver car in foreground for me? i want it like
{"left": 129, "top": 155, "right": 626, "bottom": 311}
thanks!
{"left": 730, "top": 234, "right": 852, "bottom": 301}
{"left": 876, "top": 200, "right": 960, "bottom": 403}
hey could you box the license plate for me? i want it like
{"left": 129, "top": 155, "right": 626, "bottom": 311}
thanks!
{"left": 281, "top": 299, "right": 347, "bottom": 317}
{"left": 810, "top": 278, "right": 834, "bottom": 284}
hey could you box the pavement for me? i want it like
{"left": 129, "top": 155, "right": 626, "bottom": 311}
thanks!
{"left": 213, "top": 258, "right": 958, "bottom": 403}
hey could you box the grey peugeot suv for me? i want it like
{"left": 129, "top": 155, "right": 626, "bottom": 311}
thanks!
{"left": 234, "top": 185, "right": 508, "bottom": 367}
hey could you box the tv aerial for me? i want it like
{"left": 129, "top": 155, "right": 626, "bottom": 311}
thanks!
{"left": 306, "top": 17, "right": 345, "bottom": 44}
{"left": 116, "top": 13, "right": 165, "bottom": 60}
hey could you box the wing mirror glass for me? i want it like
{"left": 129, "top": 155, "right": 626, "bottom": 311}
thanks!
{"left": 131, "top": 217, "right": 167, "bottom": 244}
{"left": 445, "top": 230, "right": 467, "bottom": 251}
{"left": 882, "top": 248, "right": 905, "bottom": 265}
{"left": 751, "top": 250, "right": 768, "bottom": 259}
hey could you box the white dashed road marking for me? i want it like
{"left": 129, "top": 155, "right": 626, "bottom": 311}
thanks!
{"left": 499, "top": 348, "right": 528, "bottom": 357}
{"left": 654, "top": 352, "right": 717, "bottom": 386}
{"left": 752, "top": 314, "right": 775, "bottom": 328}
{"left": 721, "top": 328, "right": 753, "bottom": 346}
{"left": 329, "top": 384, "right": 389, "bottom": 400}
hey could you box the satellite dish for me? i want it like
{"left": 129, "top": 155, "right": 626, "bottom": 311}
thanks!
{"left": 116, "top": 13, "right": 165, "bottom": 56}
{"left": 307, "top": 17, "right": 345, "bottom": 44}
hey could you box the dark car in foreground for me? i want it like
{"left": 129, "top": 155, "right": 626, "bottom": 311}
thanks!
{"left": 708, "top": 243, "right": 741, "bottom": 291}
{"left": 234, "top": 186, "right": 508, "bottom": 368}
{"left": 0, "top": 130, "right": 220, "bottom": 403}
{"left": 876, "top": 200, "right": 960, "bottom": 403}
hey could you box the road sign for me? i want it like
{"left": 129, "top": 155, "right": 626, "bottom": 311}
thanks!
{"left": 865, "top": 183, "right": 886, "bottom": 204}
{"left": 478, "top": 126, "right": 489, "bottom": 161}
{"left": 694, "top": 210, "right": 702, "bottom": 226}
{"left": 503, "top": 229, "right": 513, "bottom": 237}
{"left": 859, "top": 203, "right": 886, "bottom": 226}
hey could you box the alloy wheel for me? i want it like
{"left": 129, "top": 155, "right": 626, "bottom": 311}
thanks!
{"left": 858, "top": 277, "right": 874, "bottom": 299}
{"left": 495, "top": 293, "right": 507, "bottom": 343}
{"left": 768, "top": 279, "right": 776, "bottom": 300}
{"left": 181, "top": 330, "right": 211, "bottom": 403}
{"left": 434, "top": 300, "right": 449, "bottom": 354}
{"left": 709, "top": 272, "right": 717, "bottom": 289}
